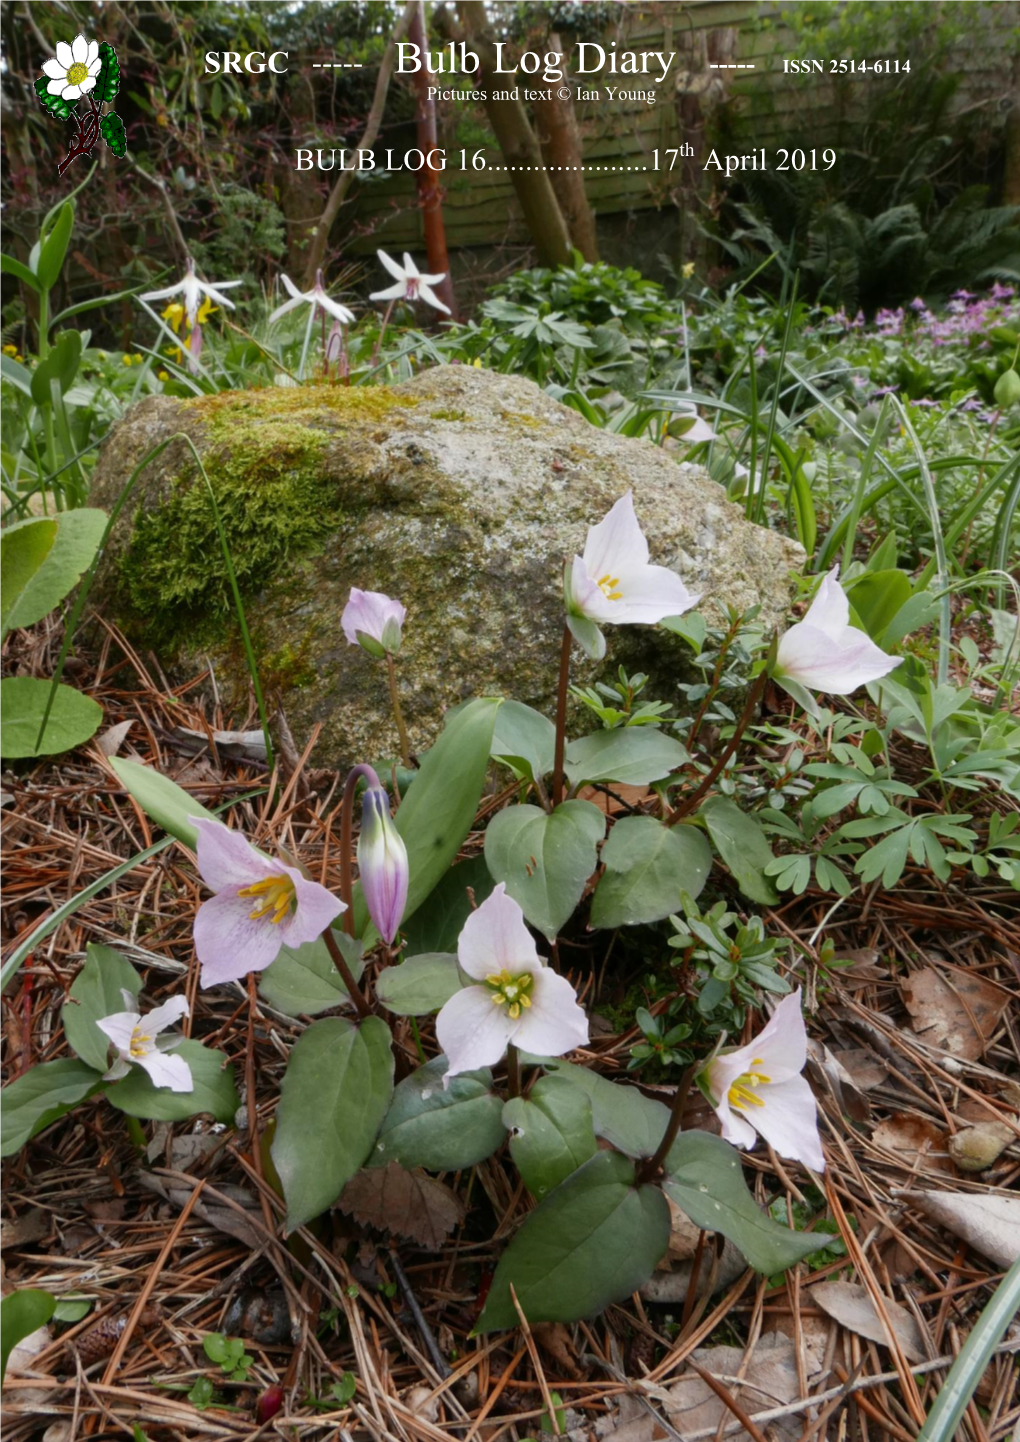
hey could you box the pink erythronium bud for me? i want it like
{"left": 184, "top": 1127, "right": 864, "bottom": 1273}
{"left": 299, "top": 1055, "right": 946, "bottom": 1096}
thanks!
{"left": 191, "top": 817, "right": 345, "bottom": 987}
{"left": 564, "top": 491, "right": 700, "bottom": 660}
{"left": 341, "top": 587, "right": 406, "bottom": 658}
{"left": 97, "top": 990, "right": 193, "bottom": 1092}
{"left": 699, "top": 990, "right": 825, "bottom": 1172}
{"left": 369, "top": 250, "right": 451, "bottom": 315}
{"left": 774, "top": 565, "right": 902, "bottom": 695}
{"left": 436, "top": 884, "right": 588, "bottom": 1085}
{"left": 358, "top": 780, "right": 409, "bottom": 946}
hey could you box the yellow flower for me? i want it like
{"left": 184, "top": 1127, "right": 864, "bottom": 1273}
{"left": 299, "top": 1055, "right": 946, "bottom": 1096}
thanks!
{"left": 158, "top": 370, "right": 170, "bottom": 382}
{"left": 2, "top": 343, "right": 18, "bottom": 357}
{"left": 196, "top": 296, "right": 217, "bottom": 325}
{"left": 162, "top": 301, "right": 185, "bottom": 333}
{"left": 682, "top": 262, "right": 696, "bottom": 279}
{"left": 122, "top": 354, "right": 133, "bottom": 366}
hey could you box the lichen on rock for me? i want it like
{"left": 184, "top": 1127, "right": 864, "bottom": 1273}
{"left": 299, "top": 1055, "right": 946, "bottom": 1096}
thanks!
{"left": 90, "top": 366, "right": 803, "bottom": 765}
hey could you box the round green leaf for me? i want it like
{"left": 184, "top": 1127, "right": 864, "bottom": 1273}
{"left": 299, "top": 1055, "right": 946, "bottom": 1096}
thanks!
{"left": 591, "top": 817, "right": 712, "bottom": 928}
{"left": 371, "top": 1056, "right": 505, "bottom": 1171}
{"left": 484, "top": 800, "right": 604, "bottom": 941}
{"left": 1, "top": 508, "right": 106, "bottom": 638}
{"left": 62, "top": 943, "right": 142, "bottom": 1073}
{"left": 476, "top": 1151, "right": 670, "bottom": 1331}
{"left": 491, "top": 701, "right": 556, "bottom": 782}
{"left": 0, "top": 1059, "right": 103, "bottom": 1157}
{"left": 503, "top": 1075, "right": 597, "bottom": 1199}
{"left": 105, "top": 1041, "right": 239, "bottom": 1124}
{"left": 259, "top": 930, "right": 363, "bottom": 1017}
{"left": 701, "top": 796, "right": 779, "bottom": 904}
{"left": 1, "top": 1290, "right": 56, "bottom": 1383}
{"left": 0, "top": 518, "right": 57, "bottom": 639}
{"left": 271, "top": 1017, "right": 394, "bottom": 1231}
{"left": 374, "top": 953, "right": 464, "bottom": 1016}
{"left": 564, "top": 729, "right": 689, "bottom": 788}
{"left": 401, "top": 855, "right": 495, "bottom": 956}
{"left": 0, "top": 678, "right": 102, "bottom": 759}
{"left": 538, "top": 1058, "right": 671, "bottom": 1158}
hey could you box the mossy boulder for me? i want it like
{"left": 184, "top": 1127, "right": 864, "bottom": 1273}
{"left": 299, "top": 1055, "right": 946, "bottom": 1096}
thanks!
{"left": 90, "top": 366, "right": 803, "bottom": 765}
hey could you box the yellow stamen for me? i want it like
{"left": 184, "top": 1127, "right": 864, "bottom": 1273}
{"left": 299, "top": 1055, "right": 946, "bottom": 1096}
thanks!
{"left": 726, "top": 1059, "right": 771, "bottom": 1111}
{"left": 238, "top": 873, "right": 296, "bottom": 925}
{"left": 597, "top": 573, "right": 624, "bottom": 601}
{"left": 129, "top": 1030, "right": 151, "bottom": 1058}
{"left": 484, "top": 968, "right": 535, "bottom": 1016}
{"left": 66, "top": 61, "right": 89, "bottom": 86}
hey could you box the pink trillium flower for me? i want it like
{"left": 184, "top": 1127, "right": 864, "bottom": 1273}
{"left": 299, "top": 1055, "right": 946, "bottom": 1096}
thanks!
{"left": 775, "top": 566, "right": 902, "bottom": 695}
{"left": 140, "top": 257, "right": 242, "bottom": 330}
{"left": 269, "top": 271, "right": 355, "bottom": 327}
{"left": 358, "top": 782, "right": 409, "bottom": 946}
{"left": 97, "top": 991, "right": 193, "bottom": 1093}
{"left": 700, "top": 990, "right": 824, "bottom": 1171}
{"left": 192, "top": 818, "right": 345, "bottom": 987}
{"left": 370, "top": 250, "right": 451, "bottom": 315}
{"left": 564, "top": 491, "right": 700, "bottom": 660}
{"left": 42, "top": 34, "right": 101, "bottom": 100}
{"left": 436, "top": 884, "right": 588, "bottom": 1085}
{"left": 342, "top": 588, "right": 406, "bottom": 658}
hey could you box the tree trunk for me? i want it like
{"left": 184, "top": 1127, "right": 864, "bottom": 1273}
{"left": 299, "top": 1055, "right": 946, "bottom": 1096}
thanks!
{"left": 408, "top": 0, "right": 457, "bottom": 317}
{"left": 532, "top": 32, "right": 598, "bottom": 262}
{"left": 453, "top": 1, "right": 572, "bottom": 267}
{"left": 300, "top": 2, "right": 416, "bottom": 286}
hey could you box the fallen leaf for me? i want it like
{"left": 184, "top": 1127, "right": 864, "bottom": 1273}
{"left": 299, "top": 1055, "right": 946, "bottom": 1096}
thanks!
{"left": 807, "top": 1040, "right": 871, "bottom": 1122}
{"left": 533, "top": 1322, "right": 581, "bottom": 1378}
{"left": 666, "top": 1332, "right": 811, "bottom": 1442}
{"left": 894, "top": 1190, "right": 1020, "bottom": 1268}
{"left": 578, "top": 783, "right": 655, "bottom": 817}
{"left": 96, "top": 720, "right": 134, "bottom": 757}
{"left": 138, "top": 1172, "right": 262, "bottom": 1249}
{"left": 811, "top": 1280, "right": 926, "bottom": 1363}
{"left": 832, "top": 1047, "right": 889, "bottom": 1093}
{"left": 872, "top": 1114, "right": 951, "bottom": 1173}
{"left": 948, "top": 1121, "right": 1014, "bottom": 1172}
{"left": 902, "top": 967, "right": 1011, "bottom": 1061}
{"left": 0, "top": 1209, "right": 50, "bottom": 1249}
{"left": 338, "top": 1163, "right": 465, "bottom": 1251}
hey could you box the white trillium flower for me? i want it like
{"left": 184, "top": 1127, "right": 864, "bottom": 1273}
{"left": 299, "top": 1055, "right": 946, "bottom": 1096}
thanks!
{"left": 564, "top": 491, "right": 700, "bottom": 660}
{"left": 436, "top": 884, "right": 588, "bottom": 1085}
{"left": 42, "top": 34, "right": 101, "bottom": 100}
{"left": 673, "top": 403, "right": 716, "bottom": 445}
{"left": 775, "top": 565, "right": 902, "bottom": 695}
{"left": 370, "top": 250, "right": 451, "bottom": 315}
{"left": 701, "top": 990, "right": 824, "bottom": 1171}
{"left": 141, "top": 257, "right": 242, "bottom": 329}
{"left": 269, "top": 271, "right": 355, "bottom": 327}
{"left": 97, "top": 990, "right": 194, "bottom": 1093}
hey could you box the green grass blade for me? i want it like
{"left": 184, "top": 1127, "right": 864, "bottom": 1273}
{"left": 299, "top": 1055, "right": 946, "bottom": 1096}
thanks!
{"left": 841, "top": 397, "right": 891, "bottom": 575}
{"left": 891, "top": 397, "right": 952, "bottom": 686}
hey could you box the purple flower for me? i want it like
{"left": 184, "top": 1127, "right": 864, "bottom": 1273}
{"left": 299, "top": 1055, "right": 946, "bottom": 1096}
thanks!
{"left": 192, "top": 818, "right": 345, "bottom": 987}
{"left": 342, "top": 588, "right": 407, "bottom": 658}
{"left": 358, "top": 783, "right": 409, "bottom": 946}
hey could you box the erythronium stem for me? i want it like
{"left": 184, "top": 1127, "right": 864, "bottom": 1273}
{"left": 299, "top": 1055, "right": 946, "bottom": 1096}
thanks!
{"left": 372, "top": 298, "right": 397, "bottom": 367}
{"left": 666, "top": 666, "right": 769, "bottom": 827}
{"left": 506, "top": 1042, "right": 521, "bottom": 1099}
{"left": 551, "top": 623, "right": 572, "bottom": 809}
{"left": 339, "top": 762, "right": 381, "bottom": 933}
{"left": 323, "top": 925, "right": 372, "bottom": 1019}
{"left": 385, "top": 654, "right": 412, "bottom": 769}
{"left": 635, "top": 1061, "right": 698, "bottom": 1184}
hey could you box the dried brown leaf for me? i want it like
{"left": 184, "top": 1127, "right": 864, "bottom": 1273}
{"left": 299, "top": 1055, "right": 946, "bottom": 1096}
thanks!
{"left": 338, "top": 1163, "right": 465, "bottom": 1251}
{"left": 0, "top": 1209, "right": 51, "bottom": 1249}
{"left": 894, "top": 1189, "right": 1020, "bottom": 1268}
{"left": 811, "top": 1280, "right": 926, "bottom": 1363}
{"left": 902, "top": 967, "right": 1011, "bottom": 1061}
{"left": 872, "top": 1113, "right": 951, "bottom": 1173}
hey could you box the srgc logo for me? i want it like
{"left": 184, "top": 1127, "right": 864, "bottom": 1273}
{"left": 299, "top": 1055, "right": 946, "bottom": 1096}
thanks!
{"left": 36, "top": 33, "right": 127, "bottom": 175}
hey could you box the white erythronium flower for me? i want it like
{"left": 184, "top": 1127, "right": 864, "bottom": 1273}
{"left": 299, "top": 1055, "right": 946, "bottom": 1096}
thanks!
{"left": 564, "top": 490, "right": 700, "bottom": 660}
{"left": 436, "top": 884, "right": 588, "bottom": 1085}
{"left": 370, "top": 250, "right": 451, "bottom": 315}
{"left": 341, "top": 587, "right": 406, "bottom": 658}
{"left": 97, "top": 990, "right": 193, "bottom": 1092}
{"left": 42, "top": 34, "right": 101, "bottom": 100}
{"left": 269, "top": 271, "right": 355, "bottom": 327}
{"left": 775, "top": 565, "right": 902, "bottom": 695}
{"left": 141, "top": 257, "right": 242, "bottom": 329}
{"left": 699, "top": 990, "right": 825, "bottom": 1171}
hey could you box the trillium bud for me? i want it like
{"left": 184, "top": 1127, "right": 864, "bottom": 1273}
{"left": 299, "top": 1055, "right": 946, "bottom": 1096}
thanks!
{"left": 341, "top": 588, "right": 406, "bottom": 658}
{"left": 994, "top": 368, "right": 1020, "bottom": 409}
{"left": 358, "top": 786, "right": 409, "bottom": 946}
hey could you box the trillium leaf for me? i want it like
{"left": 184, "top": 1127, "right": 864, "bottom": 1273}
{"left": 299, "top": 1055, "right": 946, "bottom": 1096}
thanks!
{"left": 0, "top": 1059, "right": 104, "bottom": 1157}
{"left": 484, "top": 800, "right": 604, "bottom": 941}
{"left": 370, "top": 1056, "right": 505, "bottom": 1171}
{"left": 259, "top": 929, "right": 364, "bottom": 1017}
{"left": 62, "top": 943, "right": 142, "bottom": 1073}
{"left": 401, "top": 855, "right": 495, "bottom": 956}
{"left": 539, "top": 1058, "right": 671, "bottom": 1158}
{"left": 663, "top": 1131, "right": 822, "bottom": 1274}
{"left": 476, "top": 1151, "right": 670, "bottom": 1331}
{"left": 503, "top": 1075, "right": 597, "bottom": 1200}
{"left": 701, "top": 797, "right": 779, "bottom": 904}
{"left": 105, "top": 1041, "right": 239, "bottom": 1124}
{"left": 491, "top": 701, "right": 556, "bottom": 783}
{"left": 0, "top": 678, "right": 102, "bottom": 759}
{"left": 353, "top": 697, "right": 502, "bottom": 939}
{"left": 845, "top": 569, "right": 913, "bottom": 647}
{"left": 107, "top": 758, "right": 221, "bottom": 847}
{"left": 564, "top": 729, "right": 689, "bottom": 788}
{"left": 272, "top": 1016, "right": 394, "bottom": 1231}
{"left": 1, "top": 508, "right": 106, "bottom": 640}
{"left": 374, "top": 953, "right": 464, "bottom": 1016}
{"left": 591, "top": 817, "right": 712, "bottom": 928}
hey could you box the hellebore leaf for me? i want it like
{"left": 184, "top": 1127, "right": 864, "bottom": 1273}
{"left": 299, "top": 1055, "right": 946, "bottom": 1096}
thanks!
{"left": 259, "top": 929, "right": 364, "bottom": 1017}
{"left": 401, "top": 855, "right": 495, "bottom": 956}
{"left": 701, "top": 797, "right": 779, "bottom": 904}
{"left": 538, "top": 1058, "right": 671, "bottom": 1157}
{"left": 375, "top": 953, "right": 464, "bottom": 1016}
{"left": 370, "top": 1056, "right": 505, "bottom": 1171}
{"left": 564, "top": 728, "right": 689, "bottom": 788}
{"left": 503, "top": 1075, "right": 597, "bottom": 1200}
{"left": 0, "top": 678, "right": 102, "bottom": 759}
{"left": 663, "top": 1131, "right": 822, "bottom": 1274}
{"left": 476, "top": 1151, "right": 670, "bottom": 1331}
{"left": 105, "top": 1042, "right": 239, "bottom": 1124}
{"left": 491, "top": 701, "right": 556, "bottom": 783}
{"left": 62, "top": 943, "right": 142, "bottom": 1073}
{"left": 590, "top": 817, "right": 711, "bottom": 928}
{"left": 484, "top": 800, "right": 604, "bottom": 941}
{"left": 272, "top": 1016, "right": 394, "bottom": 1231}
{"left": 0, "top": 1059, "right": 104, "bottom": 1158}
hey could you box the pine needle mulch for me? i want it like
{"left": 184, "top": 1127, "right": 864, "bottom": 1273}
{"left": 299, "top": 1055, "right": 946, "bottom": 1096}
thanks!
{"left": 2, "top": 615, "right": 1018, "bottom": 1442}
